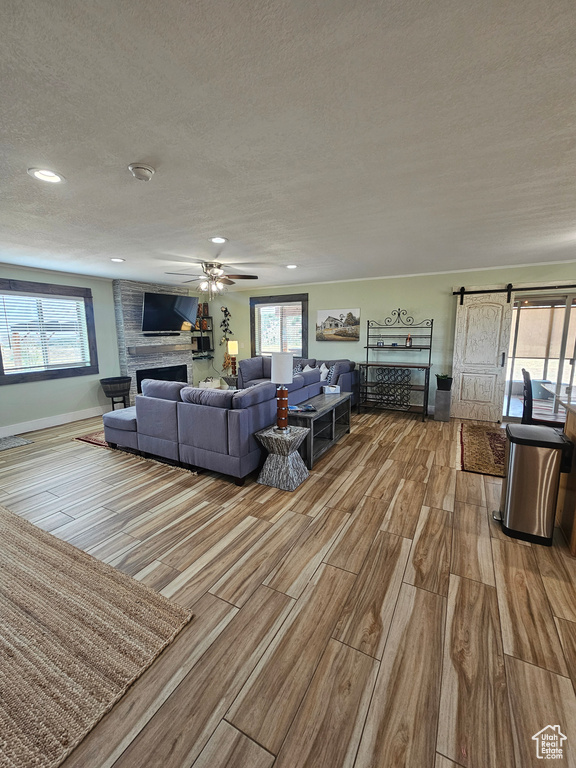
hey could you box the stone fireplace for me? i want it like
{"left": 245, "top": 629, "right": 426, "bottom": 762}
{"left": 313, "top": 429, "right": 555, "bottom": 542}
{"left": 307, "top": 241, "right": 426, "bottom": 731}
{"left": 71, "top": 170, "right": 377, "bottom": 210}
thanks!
{"left": 113, "top": 280, "right": 196, "bottom": 404}
{"left": 136, "top": 364, "right": 188, "bottom": 393}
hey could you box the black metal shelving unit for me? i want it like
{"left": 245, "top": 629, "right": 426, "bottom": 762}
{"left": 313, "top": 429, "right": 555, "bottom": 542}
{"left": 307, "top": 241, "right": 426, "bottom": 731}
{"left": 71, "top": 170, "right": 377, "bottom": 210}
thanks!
{"left": 358, "top": 308, "right": 433, "bottom": 421}
{"left": 191, "top": 316, "right": 214, "bottom": 359}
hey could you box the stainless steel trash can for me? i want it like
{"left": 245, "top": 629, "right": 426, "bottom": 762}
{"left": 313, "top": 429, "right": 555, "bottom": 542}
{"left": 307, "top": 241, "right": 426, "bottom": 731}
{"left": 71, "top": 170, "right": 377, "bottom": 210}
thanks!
{"left": 499, "top": 424, "right": 572, "bottom": 546}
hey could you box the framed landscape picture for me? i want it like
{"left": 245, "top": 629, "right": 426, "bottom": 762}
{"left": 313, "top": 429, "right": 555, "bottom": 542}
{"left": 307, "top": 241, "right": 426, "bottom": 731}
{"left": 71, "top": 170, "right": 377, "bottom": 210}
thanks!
{"left": 316, "top": 308, "right": 360, "bottom": 341}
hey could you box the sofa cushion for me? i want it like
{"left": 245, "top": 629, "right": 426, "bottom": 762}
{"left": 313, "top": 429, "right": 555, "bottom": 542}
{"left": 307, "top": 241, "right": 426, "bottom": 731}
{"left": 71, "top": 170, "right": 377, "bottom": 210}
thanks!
{"left": 294, "top": 358, "right": 316, "bottom": 368}
{"left": 180, "top": 387, "right": 235, "bottom": 409}
{"left": 246, "top": 378, "right": 271, "bottom": 387}
{"left": 239, "top": 357, "right": 264, "bottom": 383}
{"left": 232, "top": 381, "right": 276, "bottom": 408}
{"left": 329, "top": 361, "right": 355, "bottom": 383}
{"left": 300, "top": 367, "right": 321, "bottom": 385}
{"left": 318, "top": 359, "right": 355, "bottom": 371}
{"left": 286, "top": 373, "right": 305, "bottom": 392}
{"left": 102, "top": 406, "right": 137, "bottom": 431}
{"left": 141, "top": 379, "right": 187, "bottom": 401}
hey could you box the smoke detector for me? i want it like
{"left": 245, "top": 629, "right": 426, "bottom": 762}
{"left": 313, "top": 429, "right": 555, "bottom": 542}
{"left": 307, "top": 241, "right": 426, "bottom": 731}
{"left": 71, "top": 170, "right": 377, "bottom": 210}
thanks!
{"left": 128, "top": 163, "right": 155, "bottom": 181}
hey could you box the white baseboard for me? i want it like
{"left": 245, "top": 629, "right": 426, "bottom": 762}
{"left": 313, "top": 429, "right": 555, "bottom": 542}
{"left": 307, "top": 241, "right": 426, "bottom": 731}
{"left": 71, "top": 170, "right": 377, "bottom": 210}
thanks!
{"left": 0, "top": 405, "right": 108, "bottom": 438}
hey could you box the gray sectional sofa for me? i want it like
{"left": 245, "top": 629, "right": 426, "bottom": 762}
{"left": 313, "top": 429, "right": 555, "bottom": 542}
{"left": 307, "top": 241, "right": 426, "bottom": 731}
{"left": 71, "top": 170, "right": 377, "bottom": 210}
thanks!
{"left": 102, "top": 359, "right": 358, "bottom": 483}
{"left": 238, "top": 356, "right": 359, "bottom": 404}
{"left": 103, "top": 378, "right": 279, "bottom": 484}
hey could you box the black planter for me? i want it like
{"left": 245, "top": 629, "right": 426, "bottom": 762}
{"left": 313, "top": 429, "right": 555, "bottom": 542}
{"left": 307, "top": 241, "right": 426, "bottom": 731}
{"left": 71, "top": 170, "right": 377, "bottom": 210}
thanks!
{"left": 100, "top": 376, "right": 132, "bottom": 397}
{"left": 100, "top": 376, "right": 132, "bottom": 409}
{"left": 436, "top": 376, "right": 453, "bottom": 391}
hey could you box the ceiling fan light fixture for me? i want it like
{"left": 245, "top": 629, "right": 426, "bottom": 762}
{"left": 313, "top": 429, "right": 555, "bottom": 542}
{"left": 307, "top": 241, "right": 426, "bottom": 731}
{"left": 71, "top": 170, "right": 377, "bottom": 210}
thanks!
{"left": 286, "top": 264, "right": 298, "bottom": 269}
{"left": 28, "top": 168, "right": 65, "bottom": 183}
{"left": 199, "top": 280, "right": 209, "bottom": 291}
{"left": 128, "top": 163, "right": 155, "bottom": 181}
{"left": 209, "top": 236, "right": 228, "bottom": 244}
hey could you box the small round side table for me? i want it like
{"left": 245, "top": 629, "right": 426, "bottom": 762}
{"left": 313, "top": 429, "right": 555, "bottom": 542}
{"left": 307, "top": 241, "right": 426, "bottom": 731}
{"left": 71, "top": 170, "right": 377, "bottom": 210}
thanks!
{"left": 255, "top": 425, "right": 310, "bottom": 491}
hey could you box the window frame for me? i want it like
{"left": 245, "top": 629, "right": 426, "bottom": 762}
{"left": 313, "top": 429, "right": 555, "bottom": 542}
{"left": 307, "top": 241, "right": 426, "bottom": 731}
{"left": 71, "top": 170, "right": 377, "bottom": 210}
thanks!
{"left": 250, "top": 293, "right": 308, "bottom": 358}
{"left": 0, "top": 278, "right": 99, "bottom": 386}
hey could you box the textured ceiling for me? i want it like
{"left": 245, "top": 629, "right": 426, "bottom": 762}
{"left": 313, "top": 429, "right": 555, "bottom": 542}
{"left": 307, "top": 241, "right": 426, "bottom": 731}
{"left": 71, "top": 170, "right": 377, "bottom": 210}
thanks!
{"left": 1, "top": 0, "right": 575, "bottom": 289}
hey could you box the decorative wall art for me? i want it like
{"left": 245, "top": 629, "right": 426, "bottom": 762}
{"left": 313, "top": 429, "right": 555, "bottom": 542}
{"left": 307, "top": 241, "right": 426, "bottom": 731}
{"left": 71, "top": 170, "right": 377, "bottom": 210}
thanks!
{"left": 316, "top": 308, "right": 360, "bottom": 341}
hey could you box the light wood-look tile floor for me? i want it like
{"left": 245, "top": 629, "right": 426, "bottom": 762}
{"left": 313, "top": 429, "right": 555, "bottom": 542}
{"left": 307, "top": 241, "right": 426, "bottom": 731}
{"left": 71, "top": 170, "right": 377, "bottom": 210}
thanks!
{"left": 3, "top": 411, "right": 576, "bottom": 768}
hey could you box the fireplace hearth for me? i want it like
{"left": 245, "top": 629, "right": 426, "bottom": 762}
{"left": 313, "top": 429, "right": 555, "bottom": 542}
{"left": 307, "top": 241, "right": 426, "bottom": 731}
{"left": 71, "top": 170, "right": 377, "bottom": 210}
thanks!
{"left": 136, "top": 364, "right": 188, "bottom": 393}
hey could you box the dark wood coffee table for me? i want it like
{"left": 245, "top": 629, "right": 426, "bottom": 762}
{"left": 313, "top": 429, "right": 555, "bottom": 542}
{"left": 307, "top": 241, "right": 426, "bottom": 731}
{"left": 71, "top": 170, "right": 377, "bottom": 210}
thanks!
{"left": 287, "top": 392, "right": 352, "bottom": 469}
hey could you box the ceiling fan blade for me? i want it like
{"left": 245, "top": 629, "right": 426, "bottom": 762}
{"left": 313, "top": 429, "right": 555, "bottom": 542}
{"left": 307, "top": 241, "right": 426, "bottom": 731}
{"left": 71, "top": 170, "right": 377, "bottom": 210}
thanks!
{"left": 220, "top": 278, "right": 235, "bottom": 285}
{"left": 224, "top": 274, "right": 258, "bottom": 280}
{"left": 165, "top": 272, "right": 203, "bottom": 278}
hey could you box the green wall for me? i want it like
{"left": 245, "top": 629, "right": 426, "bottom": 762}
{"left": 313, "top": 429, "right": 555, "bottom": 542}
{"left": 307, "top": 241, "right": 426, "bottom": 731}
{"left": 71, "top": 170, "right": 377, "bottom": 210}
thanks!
{"left": 217, "top": 261, "right": 576, "bottom": 391}
{"left": 0, "top": 264, "right": 120, "bottom": 429}
{"left": 2, "top": 259, "right": 575, "bottom": 429}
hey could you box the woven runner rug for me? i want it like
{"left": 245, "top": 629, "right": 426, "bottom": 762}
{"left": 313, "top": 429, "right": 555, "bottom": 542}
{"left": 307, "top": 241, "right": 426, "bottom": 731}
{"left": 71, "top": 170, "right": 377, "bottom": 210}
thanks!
{"left": 460, "top": 423, "right": 506, "bottom": 477}
{"left": 0, "top": 436, "right": 32, "bottom": 452}
{"left": 0, "top": 505, "right": 194, "bottom": 768}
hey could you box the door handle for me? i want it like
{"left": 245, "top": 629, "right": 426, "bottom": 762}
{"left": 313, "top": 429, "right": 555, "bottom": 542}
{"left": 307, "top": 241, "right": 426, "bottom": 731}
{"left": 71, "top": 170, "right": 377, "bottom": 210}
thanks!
{"left": 501, "top": 352, "right": 505, "bottom": 367}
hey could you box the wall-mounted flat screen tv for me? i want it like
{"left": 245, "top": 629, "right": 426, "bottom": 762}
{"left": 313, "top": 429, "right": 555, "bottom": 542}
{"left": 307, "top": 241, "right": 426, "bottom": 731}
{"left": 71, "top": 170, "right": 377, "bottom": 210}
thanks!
{"left": 141, "top": 292, "right": 199, "bottom": 332}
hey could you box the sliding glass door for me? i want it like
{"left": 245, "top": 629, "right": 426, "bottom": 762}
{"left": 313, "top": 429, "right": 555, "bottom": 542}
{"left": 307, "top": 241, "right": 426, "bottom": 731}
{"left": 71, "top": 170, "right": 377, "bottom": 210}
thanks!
{"left": 503, "top": 294, "right": 576, "bottom": 419}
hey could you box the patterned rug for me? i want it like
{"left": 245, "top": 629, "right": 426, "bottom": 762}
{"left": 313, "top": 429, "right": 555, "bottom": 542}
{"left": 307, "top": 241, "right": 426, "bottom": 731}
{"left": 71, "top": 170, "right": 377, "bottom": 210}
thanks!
{"left": 0, "top": 504, "right": 193, "bottom": 768}
{"left": 0, "top": 435, "right": 32, "bottom": 451}
{"left": 75, "top": 430, "right": 108, "bottom": 447}
{"left": 74, "top": 432, "right": 198, "bottom": 475}
{"left": 460, "top": 423, "right": 506, "bottom": 477}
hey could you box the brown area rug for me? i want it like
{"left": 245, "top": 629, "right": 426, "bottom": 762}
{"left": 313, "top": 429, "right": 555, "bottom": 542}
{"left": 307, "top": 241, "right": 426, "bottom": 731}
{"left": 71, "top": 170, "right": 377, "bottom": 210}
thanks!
{"left": 460, "top": 423, "right": 506, "bottom": 477}
{"left": 74, "top": 432, "right": 198, "bottom": 475}
{"left": 75, "top": 430, "right": 108, "bottom": 447}
{"left": 0, "top": 505, "right": 194, "bottom": 768}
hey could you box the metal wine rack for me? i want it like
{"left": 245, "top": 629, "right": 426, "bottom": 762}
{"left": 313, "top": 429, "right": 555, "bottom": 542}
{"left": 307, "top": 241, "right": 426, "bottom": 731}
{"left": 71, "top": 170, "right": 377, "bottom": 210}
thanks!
{"left": 358, "top": 309, "right": 433, "bottom": 421}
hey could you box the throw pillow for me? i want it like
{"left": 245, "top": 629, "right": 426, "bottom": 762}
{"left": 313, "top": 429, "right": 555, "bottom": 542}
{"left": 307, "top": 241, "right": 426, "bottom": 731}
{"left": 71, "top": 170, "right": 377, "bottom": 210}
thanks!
{"left": 325, "top": 364, "right": 336, "bottom": 384}
{"left": 303, "top": 364, "right": 316, "bottom": 372}
{"left": 319, "top": 363, "right": 329, "bottom": 381}
{"left": 293, "top": 363, "right": 303, "bottom": 375}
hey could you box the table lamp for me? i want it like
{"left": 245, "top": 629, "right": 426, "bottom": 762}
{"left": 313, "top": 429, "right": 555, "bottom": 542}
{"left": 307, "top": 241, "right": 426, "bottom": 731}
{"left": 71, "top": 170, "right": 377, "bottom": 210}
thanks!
{"left": 271, "top": 352, "right": 293, "bottom": 433}
{"left": 228, "top": 340, "right": 239, "bottom": 376}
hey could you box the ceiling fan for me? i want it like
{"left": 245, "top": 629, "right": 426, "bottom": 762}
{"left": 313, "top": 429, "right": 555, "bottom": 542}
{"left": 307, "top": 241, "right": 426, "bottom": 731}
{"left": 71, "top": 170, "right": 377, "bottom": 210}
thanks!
{"left": 165, "top": 262, "right": 258, "bottom": 298}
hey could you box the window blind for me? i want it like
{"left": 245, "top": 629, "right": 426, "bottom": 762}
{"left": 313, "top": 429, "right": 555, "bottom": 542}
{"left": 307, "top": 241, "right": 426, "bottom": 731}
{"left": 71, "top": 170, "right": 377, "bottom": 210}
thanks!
{"left": 254, "top": 301, "right": 303, "bottom": 356}
{"left": 0, "top": 292, "right": 91, "bottom": 375}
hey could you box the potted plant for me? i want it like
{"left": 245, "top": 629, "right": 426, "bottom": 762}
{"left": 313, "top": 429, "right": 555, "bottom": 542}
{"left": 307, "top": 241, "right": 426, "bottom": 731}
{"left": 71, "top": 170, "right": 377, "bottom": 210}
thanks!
{"left": 436, "top": 373, "right": 453, "bottom": 391}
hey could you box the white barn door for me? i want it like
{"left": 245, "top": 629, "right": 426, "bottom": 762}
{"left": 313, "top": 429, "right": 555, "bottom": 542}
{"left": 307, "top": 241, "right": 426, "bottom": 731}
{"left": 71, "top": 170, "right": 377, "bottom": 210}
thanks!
{"left": 451, "top": 292, "right": 513, "bottom": 421}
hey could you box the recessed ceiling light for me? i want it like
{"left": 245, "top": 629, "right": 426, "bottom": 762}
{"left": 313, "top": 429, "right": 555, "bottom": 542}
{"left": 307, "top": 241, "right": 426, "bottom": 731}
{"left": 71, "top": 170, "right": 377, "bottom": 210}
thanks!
{"left": 110, "top": 258, "right": 125, "bottom": 263}
{"left": 286, "top": 264, "right": 298, "bottom": 269}
{"left": 128, "top": 163, "right": 155, "bottom": 181}
{"left": 209, "top": 236, "right": 228, "bottom": 244}
{"left": 27, "top": 168, "right": 65, "bottom": 183}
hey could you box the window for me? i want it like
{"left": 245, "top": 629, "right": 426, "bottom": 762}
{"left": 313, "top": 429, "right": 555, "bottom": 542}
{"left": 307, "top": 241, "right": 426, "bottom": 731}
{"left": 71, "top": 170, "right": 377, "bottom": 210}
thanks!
{"left": 250, "top": 294, "right": 308, "bottom": 357}
{"left": 0, "top": 279, "right": 99, "bottom": 385}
